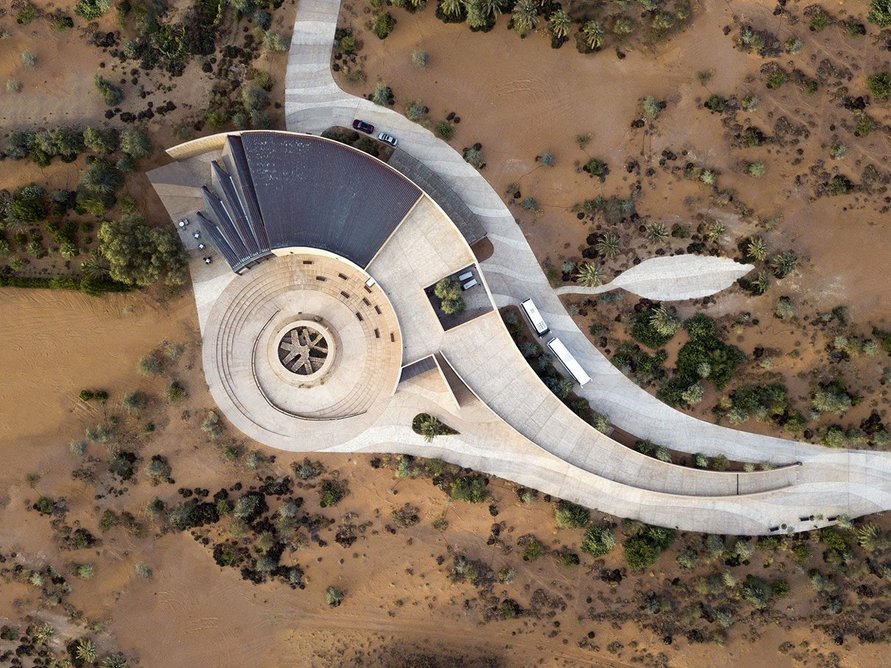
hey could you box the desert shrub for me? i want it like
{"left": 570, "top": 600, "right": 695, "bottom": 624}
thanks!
{"left": 262, "top": 31, "right": 289, "bottom": 52}
{"left": 137, "top": 354, "right": 162, "bottom": 376}
{"left": 676, "top": 546, "right": 699, "bottom": 570}
{"left": 6, "top": 79, "right": 23, "bottom": 93}
{"left": 292, "top": 457, "right": 324, "bottom": 480}
{"left": 34, "top": 496, "right": 56, "bottom": 515}
{"left": 79, "top": 389, "right": 108, "bottom": 403}
{"left": 631, "top": 306, "right": 676, "bottom": 348}
{"left": 435, "top": 120, "right": 454, "bottom": 140}
{"left": 21, "top": 51, "right": 37, "bottom": 68}
{"left": 75, "top": 0, "right": 111, "bottom": 19}
{"left": 319, "top": 479, "right": 348, "bottom": 507}
{"left": 372, "top": 12, "right": 396, "bottom": 39}
{"left": 411, "top": 50, "right": 429, "bottom": 68}
{"left": 75, "top": 563, "right": 94, "bottom": 579}
{"left": 463, "top": 146, "right": 484, "bottom": 168}
{"left": 120, "top": 127, "right": 152, "bottom": 158}
{"left": 134, "top": 563, "right": 152, "bottom": 579}
{"left": 746, "top": 161, "right": 765, "bottom": 177}
{"left": 867, "top": 72, "right": 891, "bottom": 101}
{"left": 392, "top": 504, "right": 420, "bottom": 528}
{"left": 109, "top": 451, "right": 137, "bottom": 480}
{"left": 371, "top": 82, "right": 392, "bottom": 106}
{"left": 812, "top": 381, "right": 855, "bottom": 415}
{"left": 521, "top": 537, "right": 544, "bottom": 561}
{"left": 122, "top": 391, "right": 148, "bottom": 412}
{"left": 581, "top": 524, "right": 616, "bottom": 557}
{"left": 741, "top": 575, "right": 774, "bottom": 609}
{"left": 704, "top": 94, "right": 727, "bottom": 113}
{"left": 201, "top": 411, "right": 222, "bottom": 439}
{"left": 554, "top": 500, "right": 590, "bottom": 529}
{"left": 659, "top": 315, "right": 745, "bottom": 405}
{"left": 405, "top": 100, "right": 428, "bottom": 122}
{"left": 809, "top": 8, "right": 830, "bottom": 32}
{"left": 325, "top": 586, "right": 345, "bottom": 607}
{"left": 583, "top": 157, "right": 609, "bottom": 178}
{"left": 166, "top": 380, "right": 187, "bottom": 402}
{"left": 869, "top": 0, "right": 891, "bottom": 27}
{"left": 623, "top": 525, "right": 676, "bottom": 571}
{"left": 94, "top": 75, "right": 124, "bottom": 106}
{"left": 450, "top": 474, "right": 488, "bottom": 503}
{"left": 145, "top": 455, "right": 172, "bottom": 484}
{"left": 611, "top": 342, "right": 667, "bottom": 385}
{"left": 642, "top": 95, "right": 664, "bottom": 119}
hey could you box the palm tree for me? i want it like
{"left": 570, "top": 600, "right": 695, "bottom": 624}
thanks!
{"left": 595, "top": 231, "right": 621, "bottom": 258}
{"left": 548, "top": 9, "right": 572, "bottom": 39}
{"left": 80, "top": 250, "right": 110, "bottom": 281}
{"left": 645, "top": 222, "right": 668, "bottom": 244}
{"left": 704, "top": 220, "right": 726, "bottom": 243}
{"left": 649, "top": 305, "right": 680, "bottom": 337}
{"left": 417, "top": 415, "right": 444, "bottom": 442}
{"left": 746, "top": 236, "right": 768, "bottom": 262}
{"left": 575, "top": 262, "right": 604, "bottom": 287}
{"left": 76, "top": 638, "right": 97, "bottom": 664}
{"left": 512, "top": 0, "right": 538, "bottom": 36}
{"left": 751, "top": 271, "right": 770, "bottom": 295}
{"left": 581, "top": 20, "right": 604, "bottom": 50}
{"left": 770, "top": 250, "right": 798, "bottom": 278}
{"left": 439, "top": 0, "right": 463, "bottom": 17}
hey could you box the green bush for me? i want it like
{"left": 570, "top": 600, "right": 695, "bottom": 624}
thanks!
{"left": 450, "top": 474, "right": 488, "bottom": 503}
{"left": 372, "top": 13, "right": 396, "bottom": 39}
{"left": 120, "top": 127, "right": 152, "bottom": 158}
{"left": 34, "top": 497, "right": 55, "bottom": 515}
{"left": 581, "top": 524, "right": 616, "bottom": 557}
{"left": 167, "top": 380, "right": 187, "bottom": 403}
{"left": 435, "top": 120, "right": 454, "bottom": 140}
{"left": 98, "top": 216, "right": 186, "bottom": 287}
{"left": 867, "top": 72, "right": 891, "bottom": 101}
{"left": 325, "top": 586, "right": 345, "bottom": 607}
{"left": 94, "top": 75, "right": 123, "bottom": 106}
{"left": 319, "top": 479, "right": 348, "bottom": 507}
{"left": 554, "top": 500, "right": 590, "bottom": 529}
{"left": 868, "top": 0, "right": 891, "bottom": 27}
{"left": 631, "top": 307, "right": 676, "bottom": 348}
{"left": 75, "top": 0, "right": 111, "bottom": 20}
{"left": 434, "top": 276, "right": 464, "bottom": 315}
{"left": 623, "top": 525, "right": 676, "bottom": 571}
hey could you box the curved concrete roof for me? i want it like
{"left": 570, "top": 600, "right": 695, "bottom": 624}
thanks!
{"left": 195, "top": 131, "right": 423, "bottom": 271}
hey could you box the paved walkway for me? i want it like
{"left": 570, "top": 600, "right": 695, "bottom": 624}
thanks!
{"left": 276, "top": 0, "right": 891, "bottom": 532}
{"left": 555, "top": 255, "right": 754, "bottom": 301}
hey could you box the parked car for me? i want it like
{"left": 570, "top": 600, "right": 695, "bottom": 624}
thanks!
{"left": 352, "top": 119, "right": 374, "bottom": 134}
{"left": 377, "top": 132, "right": 398, "bottom": 147}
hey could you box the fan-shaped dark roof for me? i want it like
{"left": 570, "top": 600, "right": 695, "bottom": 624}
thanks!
{"left": 198, "top": 132, "right": 423, "bottom": 272}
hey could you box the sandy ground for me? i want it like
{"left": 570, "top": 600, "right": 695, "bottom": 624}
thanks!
{"left": 1, "top": 287, "right": 889, "bottom": 666}
{"left": 1, "top": 1, "right": 890, "bottom": 666}
{"left": 335, "top": 0, "right": 890, "bottom": 444}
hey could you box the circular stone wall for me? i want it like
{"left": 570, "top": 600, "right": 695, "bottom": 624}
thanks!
{"left": 202, "top": 252, "right": 403, "bottom": 448}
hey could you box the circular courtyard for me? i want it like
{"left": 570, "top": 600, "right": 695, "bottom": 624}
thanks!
{"left": 202, "top": 251, "right": 403, "bottom": 447}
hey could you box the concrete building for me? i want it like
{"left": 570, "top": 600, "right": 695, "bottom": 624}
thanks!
{"left": 148, "top": 130, "right": 891, "bottom": 535}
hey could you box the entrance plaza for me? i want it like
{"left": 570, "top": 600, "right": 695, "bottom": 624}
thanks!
{"left": 148, "top": 129, "right": 891, "bottom": 535}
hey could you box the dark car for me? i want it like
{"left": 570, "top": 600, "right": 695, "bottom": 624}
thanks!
{"left": 352, "top": 119, "right": 374, "bottom": 134}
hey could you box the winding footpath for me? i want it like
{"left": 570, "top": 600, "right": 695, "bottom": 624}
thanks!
{"left": 279, "top": 0, "right": 891, "bottom": 531}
